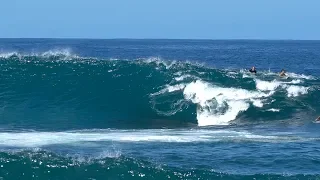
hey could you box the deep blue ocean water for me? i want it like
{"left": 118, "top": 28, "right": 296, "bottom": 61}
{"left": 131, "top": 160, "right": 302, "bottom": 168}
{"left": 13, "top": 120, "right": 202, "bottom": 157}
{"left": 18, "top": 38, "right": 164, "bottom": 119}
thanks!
{"left": 0, "top": 39, "right": 320, "bottom": 179}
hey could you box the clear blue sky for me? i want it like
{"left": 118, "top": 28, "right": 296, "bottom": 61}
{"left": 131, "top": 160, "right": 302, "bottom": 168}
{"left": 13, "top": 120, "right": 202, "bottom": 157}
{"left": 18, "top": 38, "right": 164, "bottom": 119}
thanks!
{"left": 1, "top": 0, "right": 320, "bottom": 39}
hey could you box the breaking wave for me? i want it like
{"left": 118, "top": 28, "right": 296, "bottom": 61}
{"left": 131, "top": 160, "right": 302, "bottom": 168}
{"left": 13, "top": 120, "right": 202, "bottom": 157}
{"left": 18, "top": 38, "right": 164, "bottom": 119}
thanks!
{"left": 0, "top": 51, "right": 319, "bottom": 129}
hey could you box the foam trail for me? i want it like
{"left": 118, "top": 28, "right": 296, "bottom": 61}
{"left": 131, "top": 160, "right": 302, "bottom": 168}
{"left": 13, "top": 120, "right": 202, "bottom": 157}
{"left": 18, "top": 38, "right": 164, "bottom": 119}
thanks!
{"left": 286, "top": 72, "right": 315, "bottom": 80}
{"left": 0, "top": 130, "right": 314, "bottom": 147}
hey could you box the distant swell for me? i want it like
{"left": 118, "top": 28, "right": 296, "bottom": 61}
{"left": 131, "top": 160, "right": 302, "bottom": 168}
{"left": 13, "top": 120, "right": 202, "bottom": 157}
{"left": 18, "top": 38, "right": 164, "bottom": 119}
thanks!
{"left": 0, "top": 51, "right": 319, "bottom": 130}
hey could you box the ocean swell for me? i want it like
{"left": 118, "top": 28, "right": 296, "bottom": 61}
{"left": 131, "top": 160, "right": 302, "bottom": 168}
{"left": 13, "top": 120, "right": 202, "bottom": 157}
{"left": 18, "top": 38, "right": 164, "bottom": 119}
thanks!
{"left": 0, "top": 52, "right": 319, "bottom": 129}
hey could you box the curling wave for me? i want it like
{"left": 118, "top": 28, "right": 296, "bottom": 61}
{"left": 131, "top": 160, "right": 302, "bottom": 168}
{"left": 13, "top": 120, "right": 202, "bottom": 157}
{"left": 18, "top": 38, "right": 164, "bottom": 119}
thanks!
{"left": 0, "top": 51, "right": 319, "bottom": 129}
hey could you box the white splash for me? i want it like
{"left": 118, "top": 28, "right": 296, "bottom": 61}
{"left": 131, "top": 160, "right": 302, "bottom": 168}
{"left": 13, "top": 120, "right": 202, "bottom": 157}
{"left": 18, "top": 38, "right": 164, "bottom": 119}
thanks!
{"left": 0, "top": 52, "right": 20, "bottom": 58}
{"left": 285, "top": 85, "right": 309, "bottom": 97}
{"left": 255, "top": 79, "right": 281, "bottom": 91}
{"left": 0, "top": 49, "right": 78, "bottom": 60}
{"left": 255, "top": 79, "right": 309, "bottom": 97}
{"left": 183, "top": 80, "right": 270, "bottom": 126}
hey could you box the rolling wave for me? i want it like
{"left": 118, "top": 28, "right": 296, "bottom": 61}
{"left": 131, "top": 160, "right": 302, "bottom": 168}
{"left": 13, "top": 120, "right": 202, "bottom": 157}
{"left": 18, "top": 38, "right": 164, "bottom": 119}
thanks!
{"left": 0, "top": 50, "right": 319, "bottom": 129}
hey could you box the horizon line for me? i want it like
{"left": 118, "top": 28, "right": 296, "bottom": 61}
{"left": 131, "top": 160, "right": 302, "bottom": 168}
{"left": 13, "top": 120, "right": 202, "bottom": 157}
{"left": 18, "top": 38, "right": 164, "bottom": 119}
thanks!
{"left": 0, "top": 37, "right": 320, "bottom": 41}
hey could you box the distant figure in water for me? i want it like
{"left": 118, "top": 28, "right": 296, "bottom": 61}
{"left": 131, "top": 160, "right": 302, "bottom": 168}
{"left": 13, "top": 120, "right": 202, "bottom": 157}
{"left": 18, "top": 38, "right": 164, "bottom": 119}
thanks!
{"left": 249, "top": 66, "right": 256, "bottom": 74}
{"left": 279, "top": 69, "right": 286, "bottom": 77}
{"left": 316, "top": 116, "right": 320, "bottom": 122}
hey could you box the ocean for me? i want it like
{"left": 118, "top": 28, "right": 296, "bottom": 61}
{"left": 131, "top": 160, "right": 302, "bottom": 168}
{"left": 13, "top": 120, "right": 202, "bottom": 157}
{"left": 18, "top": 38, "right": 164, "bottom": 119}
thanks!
{"left": 0, "top": 39, "right": 320, "bottom": 179}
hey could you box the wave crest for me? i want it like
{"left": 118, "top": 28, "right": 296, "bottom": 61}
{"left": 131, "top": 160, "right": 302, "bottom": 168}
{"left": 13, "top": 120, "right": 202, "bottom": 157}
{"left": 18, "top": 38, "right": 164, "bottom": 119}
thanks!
{"left": 0, "top": 49, "right": 81, "bottom": 60}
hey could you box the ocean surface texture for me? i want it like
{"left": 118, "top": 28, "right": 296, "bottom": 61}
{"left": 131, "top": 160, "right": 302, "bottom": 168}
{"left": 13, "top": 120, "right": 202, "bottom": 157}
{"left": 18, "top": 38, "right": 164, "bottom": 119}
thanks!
{"left": 0, "top": 39, "right": 320, "bottom": 179}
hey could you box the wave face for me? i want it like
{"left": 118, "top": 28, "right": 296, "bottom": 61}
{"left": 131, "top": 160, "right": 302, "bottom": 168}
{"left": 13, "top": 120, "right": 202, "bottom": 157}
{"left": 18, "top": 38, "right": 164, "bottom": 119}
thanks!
{"left": 0, "top": 51, "right": 319, "bottom": 130}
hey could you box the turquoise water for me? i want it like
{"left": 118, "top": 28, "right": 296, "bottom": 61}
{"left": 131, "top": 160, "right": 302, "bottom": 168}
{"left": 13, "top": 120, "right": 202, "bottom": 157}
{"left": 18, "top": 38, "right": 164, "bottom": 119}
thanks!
{"left": 0, "top": 39, "right": 320, "bottom": 179}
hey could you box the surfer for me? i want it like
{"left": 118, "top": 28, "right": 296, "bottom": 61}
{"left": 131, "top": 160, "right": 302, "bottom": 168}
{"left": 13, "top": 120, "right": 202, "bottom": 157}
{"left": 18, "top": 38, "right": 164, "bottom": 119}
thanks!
{"left": 279, "top": 69, "right": 286, "bottom": 77}
{"left": 249, "top": 66, "right": 257, "bottom": 74}
{"left": 316, "top": 116, "right": 320, "bottom": 122}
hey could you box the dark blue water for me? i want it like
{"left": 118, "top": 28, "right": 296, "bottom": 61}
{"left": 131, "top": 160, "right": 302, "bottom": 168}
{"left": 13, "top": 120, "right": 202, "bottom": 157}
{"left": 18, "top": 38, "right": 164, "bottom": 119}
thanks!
{"left": 0, "top": 39, "right": 320, "bottom": 179}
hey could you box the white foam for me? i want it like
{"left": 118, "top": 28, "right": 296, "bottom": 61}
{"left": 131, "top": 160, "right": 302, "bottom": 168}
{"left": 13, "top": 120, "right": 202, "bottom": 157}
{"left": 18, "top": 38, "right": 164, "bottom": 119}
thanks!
{"left": 142, "top": 57, "right": 177, "bottom": 69}
{"left": 0, "top": 129, "right": 312, "bottom": 147}
{"left": 288, "top": 79, "right": 303, "bottom": 84}
{"left": 255, "top": 79, "right": 309, "bottom": 97}
{"left": 285, "top": 85, "right": 309, "bottom": 97}
{"left": 174, "top": 74, "right": 197, "bottom": 81}
{"left": 267, "top": 108, "right": 280, "bottom": 112}
{"left": 225, "top": 71, "right": 238, "bottom": 78}
{"left": 183, "top": 80, "right": 270, "bottom": 126}
{"left": 151, "top": 84, "right": 186, "bottom": 96}
{"left": 255, "top": 79, "right": 280, "bottom": 91}
{"left": 286, "top": 72, "right": 315, "bottom": 80}
{"left": 167, "top": 84, "right": 185, "bottom": 92}
{"left": 41, "top": 49, "right": 75, "bottom": 58}
{"left": 242, "top": 74, "right": 250, "bottom": 78}
{"left": 0, "top": 52, "right": 20, "bottom": 58}
{"left": 196, "top": 101, "right": 249, "bottom": 126}
{"left": 252, "top": 99, "right": 264, "bottom": 107}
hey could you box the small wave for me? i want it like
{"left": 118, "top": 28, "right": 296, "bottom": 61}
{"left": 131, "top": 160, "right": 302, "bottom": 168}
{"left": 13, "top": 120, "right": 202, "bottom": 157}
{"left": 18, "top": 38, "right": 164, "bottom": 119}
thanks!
{"left": 0, "top": 49, "right": 81, "bottom": 60}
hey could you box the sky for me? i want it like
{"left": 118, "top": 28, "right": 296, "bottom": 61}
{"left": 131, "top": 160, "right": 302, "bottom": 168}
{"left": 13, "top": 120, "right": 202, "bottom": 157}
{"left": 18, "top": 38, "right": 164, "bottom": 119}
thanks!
{"left": 0, "top": 0, "right": 320, "bottom": 39}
